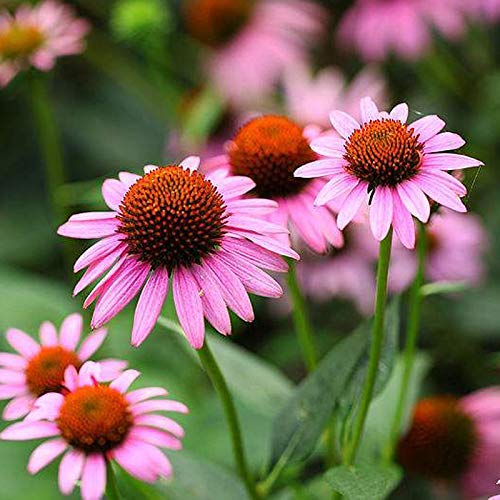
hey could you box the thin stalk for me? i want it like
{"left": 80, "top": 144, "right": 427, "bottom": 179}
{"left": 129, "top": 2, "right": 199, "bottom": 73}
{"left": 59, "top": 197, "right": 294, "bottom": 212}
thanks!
{"left": 342, "top": 229, "right": 393, "bottom": 466}
{"left": 105, "top": 460, "right": 121, "bottom": 500}
{"left": 286, "top": 259, "right": 317, "bottom": 372}
{"left": 383, "top": 222, "right": 427, "bottom": 463}
{"left": 197, "top": 338, "right": 258, "bottom": 500}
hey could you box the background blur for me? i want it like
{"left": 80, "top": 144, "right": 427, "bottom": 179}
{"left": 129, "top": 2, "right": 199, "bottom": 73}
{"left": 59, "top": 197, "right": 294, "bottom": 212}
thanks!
{"left": 0, "top": 0, "right": 498, "bottom": 498}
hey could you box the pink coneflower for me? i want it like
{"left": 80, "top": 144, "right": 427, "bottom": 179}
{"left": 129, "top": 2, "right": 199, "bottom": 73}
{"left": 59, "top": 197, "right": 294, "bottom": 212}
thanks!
{"left": 212, "top": 115, "right": 344, "bottom": 254}
{"left": 390, "top": 208, "right": 489, "bottom": 292}
{"left": 398, "top": 389, "right": 500, "bottom": 498}
{"left": 57, "top": 157, "right": 297, "bottom": 349}
{"left": 337, "top": 0, "right": 470, "bottom": 62}
{"left": 184, "top": 0, "right": 325, "bottom": 106}
{"left": 294, "top": 96, "right": 483, "bottom": 249}
{"left": 0, "top": 1, "right": 89, "bottom": 87}
{"left": 1, "top": 361, "right": 188, "bottom": 500}
{"left": 0, "top": 313, "right": 125, "bottom": 421}
{"left": 283, "top": 64, "right": 387, "bottom": 129}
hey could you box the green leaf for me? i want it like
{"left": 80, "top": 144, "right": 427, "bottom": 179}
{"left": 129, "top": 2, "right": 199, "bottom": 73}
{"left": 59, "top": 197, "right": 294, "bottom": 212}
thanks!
{"left": 420, "top": 281, "right": 469, "bottom": 297}
{"left": 324, "top": 464, "right": 402, "bottom": 500}
{"left": 158, "top": 452, "right": 250, "bottom": 500}
{"left": 269, "top": 299, "right": 400, "bottom": 468}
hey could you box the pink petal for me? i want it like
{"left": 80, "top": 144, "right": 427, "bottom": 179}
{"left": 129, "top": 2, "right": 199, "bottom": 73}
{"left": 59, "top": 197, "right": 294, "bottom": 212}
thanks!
{"left": 192, "top": 265, "right": 231, "bottom": 335}
{"left": 294, "top": 158, "right": 346, "bottom": 178}
{"left": 135, "top": 414, "right": 184, "bottom": 438}
{"left": 230, "top": 230, "right": 299, "bottom": 260}
{"left": 3, "top": 395, "right": 34, "bottom": 420}
{"left": 310, "top": 135, "right": 345, "bottom": 158}
{"left": 126, "top": 387, "right": 167, "bottom": 405}
{"left": 410, "top": 115, "right": 446, "bottom": 143}
{"left": 97, "top": 359, "right": 128, "bottom": 381}
{"left": 118, "top": 171, "right": 140, "bottom": 188}
{"left": 396, "top": 181, "right": 430, "bottom": 222}
{"left": 39, "top": 321, "right": 58, "bottom": 346}
{"left": 110, "top": 369, "right": 140, "bottom": 393}
{"left": 226, "top": 198, "right": 278, "bottom": 215}
{"left": 314, "top": 175, "right": 359, "bottom": 206}
{"left": 143, "top": 165, "right": 158, "bottom": 174}
{"left": 337, "top": 181, "right": 368, "bottom": 230}
{"left": 329, "top": 110, "right": 360, "bottom": 139}
{"left": 0, "top": 385, "right": 27, "bottom": 400}
{"left": 216, "top": 176, "right": 255, "bottom": 200}
{"left": 360, "top": 96, "right": 379, "bottom": 123}
{"left": 131, "top": 267, "right": 169, "bottom": 347}
{"left": 222, "top": 237, "right": 287, "bottom": 272}
{"left": 287, "top": 198, "right": 327, "bottom": 254}
{"left": 57, "top": 212, "right": 118, "bottom": 239}
{"left": 179, "top": 156, "right": 200, "bottom": 171}
{"left": 0, "top": 353, "right": 27, "bottom": 370}
{"left": 59, "top": 449, "right": 85, "bottom": 495}
{"left": 423, "top": 132, "right": 465, "bottom": 153}
{"left": 29, "top": 393, "right": 64, "bottom": 422}
{"left": 417, "top": 169, "right": 467, "bottom": 196}
{"left": 227, "top": 215, "right": 288, "bottom": 234}
{"left": 392, "top": 191, "right": 416, "bottom": 249}
{"left": 370, "top": 187, "right": 394, "bottom": 241}
{"left": 81, "top": 454, "right": 106, "bottom": 500}
{"left": 91, "top": 259, "right": 150, "bottom": 329}
{"left": 0, "top": 369, "right": 25, "bottom": 385}
{"left": 422, "top": 152, "right": 483, "bottom": 170}
{"left": 131, "top": 399, "right": 189, "bottom": 416}
{"left": 414, "top": 174, "right": 467, "bottom": 212}
{"left": 102, "top": 179, "right": 127, "bottom": 211}
{"left": 142, "top": 443, "right": 172, "bottom": 478}
{"left": 74, "top": 234, "right": 125, "bottom": 273}
{"left": 1, "top": 421, "right": 60, "bottom": 440}
{"left": 389, "top": 103, "right": 409, "bottom": 123}
{"left": 59, "top": 313, "right": 82, "bottom": 351}
{"left": 172, "top": 267, "right": 205, "bottom": 349}
{"left": 6, "top": 329, "right": 40, "bottom": 359}
{"left": 78, "top": 361, "right": 102, "bottom": 387}
{"left": 128, "top": 427, "right": 182, "bottom": 450}
{"left": 28, "top": 438, "right": 67, "bottom": 474}
{"left": 112, "top": 440, "right": 157, "bottom": 482}
{"left": 78, "top": 328, "right": 108, "bottom": 361}
{"left": 63, "top": 365, "right": 79, "bottom": 392}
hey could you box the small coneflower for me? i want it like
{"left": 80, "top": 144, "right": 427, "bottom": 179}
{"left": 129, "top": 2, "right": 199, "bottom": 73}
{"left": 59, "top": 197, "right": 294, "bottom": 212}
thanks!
{"left": 183, "top": 0, "right": 325, "bottom": 106}
{"left": 57, "top": 156, "right": 297, "bottom": 349}
{"left": 213, "top": 115, "right": 344, "bottom": 254}
{"left": 0, "top": 313, "right": 125, "bottom": 421}
{"left": 1, "top": 361, "right": 188, "bottom": 500}
{"left": 0, "top": 1, "right": 89, "bottom": 87}
{"left": 294, "top": 96, "right": 483, "bottom": 249}
{"left": 398, "top": 390, "right": 500, "bottom": 498}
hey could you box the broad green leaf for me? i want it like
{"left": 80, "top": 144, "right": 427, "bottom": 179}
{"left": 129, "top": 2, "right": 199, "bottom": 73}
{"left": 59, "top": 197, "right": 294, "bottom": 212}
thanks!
{"left": 324, "top": 464, "right": 402, "bottom": 500}
{"left": 269, "top": 299, "right": 400, "bottom": 468}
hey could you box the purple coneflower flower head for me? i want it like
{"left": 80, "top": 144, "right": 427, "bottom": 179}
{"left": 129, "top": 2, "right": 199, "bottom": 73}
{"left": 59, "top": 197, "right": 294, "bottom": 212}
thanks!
{"left": 212, "top": 115, "right": 344, "bottom": 254}
{"left": 1, "top": 361, "right": 188, "bottom": 500}
{"left": 57, "top": 157, "right": 297, "bottom": 349}
{"left": 183, "top": 0, "right": 325, "bottom": 107}
{"left": 0, "top": 313, "right": 125, "bottom": 421}
{"left": 398, "top": 389, "right": 500, "bottom": 499}
{"left": 0, "top": 0, "right": 89, "bottom": 87}
{"left": 337, "top": 0, "right": 470, "bottom": 62}
{"left": 294, "top": 96, "right": 483, "bottom": 249}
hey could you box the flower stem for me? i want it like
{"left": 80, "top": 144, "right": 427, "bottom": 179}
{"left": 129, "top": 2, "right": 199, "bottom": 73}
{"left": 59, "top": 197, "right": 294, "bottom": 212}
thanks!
{"left": 286, "top": 259, "right": 317, "bottom": 372}
{"left": 105, "top": 460, "right": 121, "bottom": 500}
{"left": 383, "top": 222, "right": 426, "bottom": 463}
{"left": 197, "top": 338, "right": 258, "bottom": 499}
{"left": 342, "top": 229, "right": 393, "bottom": 467}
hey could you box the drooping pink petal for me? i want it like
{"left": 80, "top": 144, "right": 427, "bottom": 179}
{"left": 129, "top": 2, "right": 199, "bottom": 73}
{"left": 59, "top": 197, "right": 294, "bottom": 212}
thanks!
{"left": 135, "top": 414, "right": 184, "bottom": 438}
{"left": 228, "top": 230, "right": 299, "bottom": 260}
{"left": 0, "top": 353, "right": 27, "bottom": 370}
{"left": 215, "top": 176, "right": 256, "bottom": 200}
{"left": 6, "top": 329, "right": 40, "bottom": 359}
{"left": 131, "top": 399, "right": 189, "bottom": 416}
{"left": 414, "top": 174, "right": 467, "bottom": 212}
{"left": 370, "top": 186, "right": 394, "bottom": 241}
{"left": 329, "top": 110, "right": 360, "bottom": 139}
{"left": 226, "top": 198, "right": 278, "bottom": 215}
{"left": 227, "top": 215, "right": 289, "bottom": 234}
{"left": 29, "top": 393, "right": 64, "bottom": 422}
{"left": 110, "top": 370, "right": 140, "bottom": 393}
{"left": 314, "top": 175, "right": 359, "bottom": 206}
{"left": 59, "top": 449, "right": 85, "bottom": 495}
{"left": 396, "top": 180, "right": 431, "bottom": 222}
{"left": 423, "top": 132, "right": 465, "bottom": 153}
{"left": 360, "top": 96, "right": 380, "bottom": 123}
{"left": 98, "top": 360, "right": 128, "bottom": 381}
{"left": 172, "top": 267, "right": 205, "bottom": 349}
{"left": 81, "top": 454, "right": 106, "bottom": 500}
{"left": 3, "top": 395, "right": 34, "bottom": 420}
{"left": 0, "top": 369, "right": 25, "bottom": 385}
{"left": 57, "top": 212, "right": 118, "bottom": 239}
{"left": 389, "top": 103, "right": 409, "bottom": 123}
{"left": 417, "top": 169, "right": 467, "bottom": 196}
{"left": 118, "top": 171, "right": 140, "bottom": 188}
{"left": 59, "top": 313, "right": 82, "bottom": 351}
{"left": 126, "top": 387, "right": 167, "bottom": 405}
{"left": 63, "top": 365, "right": 79, "bottom": 392}
{"left": 287, "top": 198, "right": 327, "bottom": 253}
{"left": 141, "top": 443, "right": 173, "bottom": 479}
{"left": 74, "top": 234, "right": 125, "bottom": 273}
{"left": 392, "top": 191, "right": 416, "bottom": 249}
{"left": 337, "top": 181, "right": 368, "bottom": 230}
{"left": 102, "top": 179, "right": 127, "bottom": 211}
{"left": 28, "top": 438, "right": 67, "bottom": 474}
{"left": 409, "top": 115, "right": 445, "bottom": 143}
{"left": 77, "top": 361, "right": 102, "bottom": 387}
{"left": 422, "top": 152, "right": 483, "bottom": 170}
{"left": 112, "top": 440, "right": 158, "bottom": 482}
{"left": 0, "top": 421, "right": 60, "bottom": 440}
{"left": 39, "top": 321, "right": 58, "bottom": 346}
{"left": 310, "top": 135, "right": 346, "bottom": 158}
{"left": 128, "top": 427, "right": 182, "bottom": 450}
{"left": 0, "top": 385, "right": 27, "bottom": 400}
{"left": 179, "top": 156, "right": 200, "bottom": 171}
{"left": 294, "top": 158, "right": 346, "bottom": 178}
{"left": 77, "top": 328, "right": 108, "bottom": 361}
{"left": 131, "top": 267, "right": 169, "bottom": 347}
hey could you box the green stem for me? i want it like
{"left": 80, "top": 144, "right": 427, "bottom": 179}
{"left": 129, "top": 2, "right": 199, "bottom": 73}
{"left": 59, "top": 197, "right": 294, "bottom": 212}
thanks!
{"left": 383, "top": 222, "right": 427, "bottom": 463}
{"left": 197, "top": 339, "right": 258, "bottom": 500}
{"left": 286, "top": 259, "right": 317, "bottom": 372}
{"left": 342, "top": 229, "right": 393, "bottom": 466}
{"left": 105, "top": 460, "right": 121, "bottom": 500}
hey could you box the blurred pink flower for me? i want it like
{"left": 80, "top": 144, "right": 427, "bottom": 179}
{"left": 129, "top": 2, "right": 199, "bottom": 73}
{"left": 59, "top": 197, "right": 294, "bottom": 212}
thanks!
{"left": 283, "top": 64, "right": 387, "bottom": 129}
{"left": 337, "top": 0, "right": 469, "bottom": 62}
{"left": 295, "top": 96, "right": 483, "bottom": 249}
{"left": 0, "top": 313, "right": 125, "bottom": 421}
{"left": 58, "top": 157, "right": 297, "bottom": 349}
{"left": 399, "top": 390, "right": 500, "bottom": 498}
{"left": 211, "top": 115, "right": 344, "bottom": 254}
{"left": 1, "top": 361, "right": 188, "bottom": 500}
{"left": 0, "top": 0, "right": 89, "bottom": 87}
{"left": 184, "top": 0, "right": 325, "bottom": 107}
{"left": 468, "top": 0, "right": 500, "bottom": 23}
{"left": 390, "top": 208, "right": 489, "bottom": 292}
